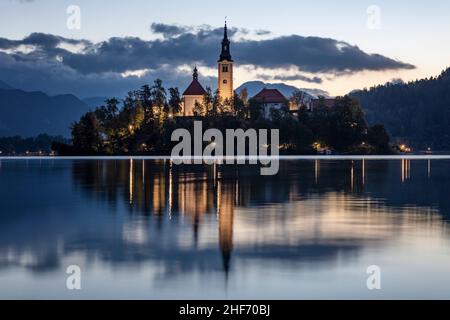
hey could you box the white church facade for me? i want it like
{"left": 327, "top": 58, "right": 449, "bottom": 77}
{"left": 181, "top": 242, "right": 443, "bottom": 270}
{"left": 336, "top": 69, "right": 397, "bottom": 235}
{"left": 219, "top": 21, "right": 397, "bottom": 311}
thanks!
{"left": 182, "top": 67, "right": 206, "bottom": 116}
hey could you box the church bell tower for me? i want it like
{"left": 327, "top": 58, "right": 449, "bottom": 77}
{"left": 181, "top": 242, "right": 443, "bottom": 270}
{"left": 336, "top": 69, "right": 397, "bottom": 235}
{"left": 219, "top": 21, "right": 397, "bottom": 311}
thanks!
{"left": 218, "top": 20, "right": 234, "bottom": 101}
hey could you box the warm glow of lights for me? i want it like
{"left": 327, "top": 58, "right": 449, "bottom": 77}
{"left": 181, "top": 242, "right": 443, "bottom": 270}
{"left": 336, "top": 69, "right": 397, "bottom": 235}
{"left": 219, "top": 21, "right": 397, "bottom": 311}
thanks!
{"left": 401, "top": 159, "right": 411, "bottom": 182}
{"left": 350, "top": 161, "right": 354, "bottom": 191}
{"left": 313, "top": 142, "right": 322, "bottom": 151}
{"left": 129, "top": 159, "right": 134, "bottom": 205}
{"left": 399, "top": 144, "right": 412, "bottom": 153}
{"left": 168, "top": 161, "right": 173, "bottom": 219}
{"left": 216, "top": 179, "right": 221, "bottom": 219}
{"left": 278, "top": 143, "right": 290, "bottom": 150}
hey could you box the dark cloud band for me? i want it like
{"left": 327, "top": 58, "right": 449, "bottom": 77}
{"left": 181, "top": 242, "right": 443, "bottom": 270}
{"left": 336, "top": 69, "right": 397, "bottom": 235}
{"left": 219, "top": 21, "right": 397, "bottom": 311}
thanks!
{"left": 0, "top": 23, "right": 415, "bottom": 97}
{"left": 0, "top": 24, "right": 414, "bottom": 74}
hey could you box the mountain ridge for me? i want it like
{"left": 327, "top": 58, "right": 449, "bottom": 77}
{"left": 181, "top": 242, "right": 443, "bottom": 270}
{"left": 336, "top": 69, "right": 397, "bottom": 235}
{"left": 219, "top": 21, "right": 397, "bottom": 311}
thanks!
{"left": 236, "top": 81, "right": 329, "bottom": 100}
{"left": 0, "top": 86, "right": 91, "bottom": 137}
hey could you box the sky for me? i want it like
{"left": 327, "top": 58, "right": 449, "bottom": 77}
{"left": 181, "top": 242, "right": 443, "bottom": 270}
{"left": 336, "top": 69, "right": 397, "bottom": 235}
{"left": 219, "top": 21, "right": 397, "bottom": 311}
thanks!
{"left": 0, "top": 0, "right": 449, "bottom": 98}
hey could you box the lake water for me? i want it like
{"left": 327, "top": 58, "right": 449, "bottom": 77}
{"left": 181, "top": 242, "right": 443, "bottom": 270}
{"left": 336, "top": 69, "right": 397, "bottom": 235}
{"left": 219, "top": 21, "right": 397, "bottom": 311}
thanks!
{"left": 0, "top": 159, "right": 450, "bottom": 299}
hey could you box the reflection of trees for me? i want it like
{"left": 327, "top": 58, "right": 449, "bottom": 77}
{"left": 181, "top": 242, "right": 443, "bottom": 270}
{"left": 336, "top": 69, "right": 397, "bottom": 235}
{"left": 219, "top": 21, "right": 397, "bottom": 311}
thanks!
{"left": 2, "top": 159, "right": 450, "bottom": 280}
{"left": 68, "top": 159, "right": 450, "bottom": 275}
{"left": 72, "top": 160, "right": 239, "bottom": 270}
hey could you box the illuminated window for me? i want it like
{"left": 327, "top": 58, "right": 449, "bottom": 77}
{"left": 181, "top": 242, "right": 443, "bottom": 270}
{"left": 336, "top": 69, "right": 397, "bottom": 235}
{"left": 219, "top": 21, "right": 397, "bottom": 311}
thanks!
{"left": 222, "top": 65, "right": 229, "bottom": 73}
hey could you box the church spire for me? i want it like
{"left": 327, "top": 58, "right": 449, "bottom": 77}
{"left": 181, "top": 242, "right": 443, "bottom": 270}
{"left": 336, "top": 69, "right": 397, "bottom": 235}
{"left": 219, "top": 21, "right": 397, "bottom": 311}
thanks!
{"left": 224, "top": 17, "right": 228, "bottom": 39}
{"left": 219, "top": 19, "right": 232, "bottom": 62}
{"left": 193, "top": 66, "right": 198, "bottom": 80}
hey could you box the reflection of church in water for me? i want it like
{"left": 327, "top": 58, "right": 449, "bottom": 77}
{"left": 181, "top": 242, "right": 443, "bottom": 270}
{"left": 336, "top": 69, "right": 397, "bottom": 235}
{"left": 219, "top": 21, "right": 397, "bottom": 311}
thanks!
{"left": 127, "top": 160, "right": 238, "bottom": 274}
{"left": 71, "top": 158, "right": 436, "bottom": 278}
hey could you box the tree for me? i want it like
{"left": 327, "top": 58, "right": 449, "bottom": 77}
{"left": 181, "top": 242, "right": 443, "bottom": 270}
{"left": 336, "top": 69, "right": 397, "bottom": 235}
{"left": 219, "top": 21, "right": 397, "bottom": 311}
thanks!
{"left": 233, "top": 94, "right": 247, "bottom": 119}
{"left": 328, "top": 96, "right": 368, "bottom": 151}
{"left": 351, "top": 67, "right": 450, "bottom": 150}
{"left": 368, "top": 124, "right": 391, "bottom": 152}
{"left": 308, "top": 102, "right": 331, "bottom": 143}
{"left": 248, "top": 98, "right": 263, "bottom": 121}
{"left": 220, "top": 97, "right": 233, "bottom": 115}
{"left": 72, "top": 112, "right": 103, "bottom": 154}
{"left": 151, "top": 79, "right": 167, "bottom": 119}
{"left": 168, "top": 87, "right": 182, "bottom": 115}
{"left": 64, "top": 78, "right": 390, "bottom": 156}
{"left": 193, "top": 100, "right": 205, "bottom": 116}
{"left": 289, "top": 90, "right": 306, "bottom": 111}
{"left": 202, "top": 87, "right": 214, "bottom": 116}
{"left": 139, "top": 85, "right": 153, "bottom": 121}
{"left": 95, "top": 98, "right": 120, "bottom": 124}
{"left": 238, "top": 88, "right": 249, "bottom": 106}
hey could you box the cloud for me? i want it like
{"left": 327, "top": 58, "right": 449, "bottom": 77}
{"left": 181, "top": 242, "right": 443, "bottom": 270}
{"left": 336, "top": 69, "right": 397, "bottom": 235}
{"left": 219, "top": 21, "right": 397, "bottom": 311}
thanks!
{"left": 0, "top": 51, "right": 216, "bottom": 98}
{"left": 255, "top": 29, "right": 271, "bottom": 36}
{"left": 236, "top": 35, "right": 415, "bottom": 73}
{"left": 0, "top": 24, "right": 415, "bottom": 97}
{"left": 150, "top": 23, "right": 191, "bottom": 37}
{"left": 257, "top": 73, "right": 323, "bottom": 84}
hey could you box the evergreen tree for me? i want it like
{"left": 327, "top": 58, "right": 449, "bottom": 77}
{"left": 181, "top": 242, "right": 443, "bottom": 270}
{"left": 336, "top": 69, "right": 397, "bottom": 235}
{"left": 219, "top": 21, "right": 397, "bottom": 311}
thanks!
{"left": 71, "top": 112, "right": 103, "bottom": 154}
{"left": 168, "top": 87, "right": 182, "bottom": 116}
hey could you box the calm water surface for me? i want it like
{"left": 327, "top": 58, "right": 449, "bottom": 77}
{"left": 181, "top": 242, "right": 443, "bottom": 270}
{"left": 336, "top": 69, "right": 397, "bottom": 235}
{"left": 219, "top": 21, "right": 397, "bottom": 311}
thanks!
{"left": 0, "top": 159, "right": 450, "bottom": 299}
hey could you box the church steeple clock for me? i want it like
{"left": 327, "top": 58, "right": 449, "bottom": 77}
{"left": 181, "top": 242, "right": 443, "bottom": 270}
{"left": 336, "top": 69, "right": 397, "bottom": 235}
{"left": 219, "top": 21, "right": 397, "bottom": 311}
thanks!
{"left": 218, "top": 20, "right": 234, "bottom": 101}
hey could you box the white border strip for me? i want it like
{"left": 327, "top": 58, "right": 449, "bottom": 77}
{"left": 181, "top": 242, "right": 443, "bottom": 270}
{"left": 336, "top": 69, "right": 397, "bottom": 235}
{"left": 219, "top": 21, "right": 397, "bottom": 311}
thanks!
{"left": 1, "top": 155, "right": 450, "bottom": 161}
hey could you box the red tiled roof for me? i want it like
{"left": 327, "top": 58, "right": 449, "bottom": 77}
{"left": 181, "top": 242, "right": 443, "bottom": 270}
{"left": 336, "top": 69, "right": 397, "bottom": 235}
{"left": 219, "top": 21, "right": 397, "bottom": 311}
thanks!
{"left": 252, "top": 88, "right": 288, "bottom": 103}
{"left": 183, "top": 79, "right": 207, "bottom": 96}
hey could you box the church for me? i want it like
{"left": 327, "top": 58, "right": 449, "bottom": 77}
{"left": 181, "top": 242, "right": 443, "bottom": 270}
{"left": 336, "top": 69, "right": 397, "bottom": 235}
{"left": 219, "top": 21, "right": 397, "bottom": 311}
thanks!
{"left": 182, "top": 22, "right": 234, "bottom": 116}
{"left": 181, "top": 21, "right": 291, "bottom": 119}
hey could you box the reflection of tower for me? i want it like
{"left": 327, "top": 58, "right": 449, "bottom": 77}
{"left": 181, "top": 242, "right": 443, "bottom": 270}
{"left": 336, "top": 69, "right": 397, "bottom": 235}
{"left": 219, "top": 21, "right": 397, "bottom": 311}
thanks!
{"left": 217, "top": 180, "right": 235, "bottom": 276}
{"left": 151, "top": 163, "right": 166, "bottom": 216}
{"left": 129, "top": 159, "right": 134, "bottom": 205}
{"left": 168, "top": 161, "right": 173, "bottom": 218}
{"left": 178, "top": 172, "right": 213, "bottom": 246}
{"left": 218, "top": 20, "right": 234, "bottom": 101}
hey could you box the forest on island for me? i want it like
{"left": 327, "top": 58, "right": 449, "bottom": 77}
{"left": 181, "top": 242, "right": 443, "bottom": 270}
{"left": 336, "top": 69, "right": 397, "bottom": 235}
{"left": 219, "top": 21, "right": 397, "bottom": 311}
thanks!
{"left": 53, "top": 79, "right": 392, "bottom": 156}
